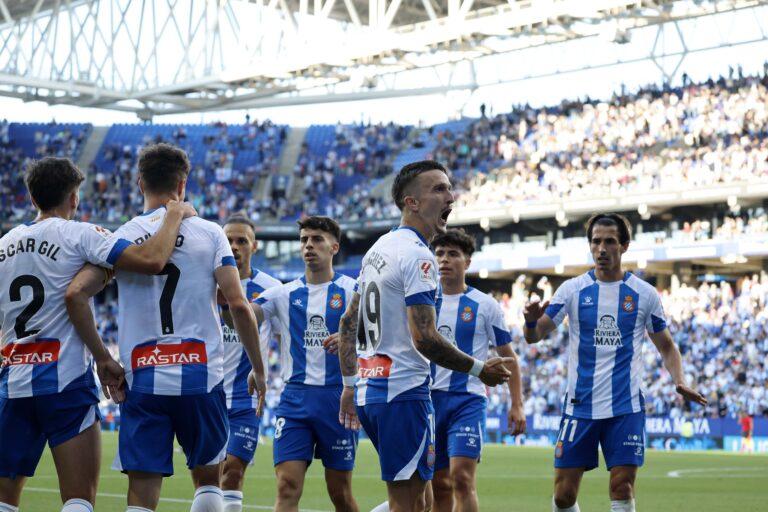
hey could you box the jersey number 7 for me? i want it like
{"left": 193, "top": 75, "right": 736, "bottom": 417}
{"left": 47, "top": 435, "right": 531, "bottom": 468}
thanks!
{"left": 157, "top": 263, "right": 180, "bottom": 335}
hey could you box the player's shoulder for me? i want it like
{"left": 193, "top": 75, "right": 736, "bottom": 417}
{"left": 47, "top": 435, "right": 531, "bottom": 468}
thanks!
{"left": 559, "top": 271, "right": 596, "bottom": 294}
{"left": 252, "top": 268, "right": 282, "bottom": 289}
{"left": 466, "top": 287, "right": 498, "bottom": 308}
{"left": 182, "top": 215, "right": 223, "bottom": 235}
{"left": 333, "top": 272, "right": 357, "bottom": 292}
{"left": 623, "top": 272, "right": 658, "bottom": 297}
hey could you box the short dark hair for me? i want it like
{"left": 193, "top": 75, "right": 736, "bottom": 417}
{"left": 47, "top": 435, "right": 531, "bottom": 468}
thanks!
{"left": 24, "top": 157, "right": 84, "bottom": 211}
{"left": 138, "top": 143, "right": 190, "bottom": 194}
{"left": 224, "top": 213, "right": 256, "bottom": 237}
{"left": 391, "top": 160, "right": 448, "bottom": 211}
{"left": 431, "top": 228, "right": 476, "bottom": 257}
{"left": 297, "top": 216, "right": 341, "bottom": 241}
{"left": 586, "top": 213, "right": 632, "bottom": 245}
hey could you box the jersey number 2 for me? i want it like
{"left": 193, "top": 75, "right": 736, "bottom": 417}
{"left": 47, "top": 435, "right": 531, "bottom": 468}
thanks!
{"left": 157, "top": 263, "right": 180, "bottom": 334}
{"left": 9, "top": 275, "right": 45, "bottom": 338}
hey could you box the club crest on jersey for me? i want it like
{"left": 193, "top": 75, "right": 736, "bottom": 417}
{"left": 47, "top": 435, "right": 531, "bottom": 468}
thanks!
{"left": 622, "top": 295, "right": 635, "bottom": 312}
{"left": 0, "top": 340, "right": 60, "bottom": 366}
{"left": 418, "top": 259, "right": 435, "bottom": 283}
{"left": 593, "top": 315, "right": 623, "bottom": 347}
{"left": 329, "top": 293, "right": 343, "bottom": 310}
{"left": 461, "top": 306, "right": 474, "bottom": 322}
{"left": 304, "top": 315, "right": 330, "bottom": 348}
{"left": 131, "top": 341, "right": 207, "bottom": 369}
{"left": 251, "top": 291, "right": 261, "bottom": 300}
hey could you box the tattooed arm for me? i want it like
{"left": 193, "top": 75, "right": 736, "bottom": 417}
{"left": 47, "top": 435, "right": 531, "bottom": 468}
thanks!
{"left": 338, "top": 292, "right": 361, "bottom": 430}
{"left": 408, "top": 304, "right": 512, "bottom": 386}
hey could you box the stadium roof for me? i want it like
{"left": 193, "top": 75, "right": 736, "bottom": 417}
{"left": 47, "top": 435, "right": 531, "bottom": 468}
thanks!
{"left": 0, "top": 0, "right": 766, "bottom": 118}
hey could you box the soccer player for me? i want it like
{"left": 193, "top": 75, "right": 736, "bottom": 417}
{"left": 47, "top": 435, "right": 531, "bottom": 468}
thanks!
{"left": 337, "top": 160, "right": 512, "bottom": 512}
{"left": 523, "top": 213, "right": 707, "bottom": 512}
{"left": 248, "top": 216, "right": 359, "bottom": 512}
{"left": 0, "top": 157, "right": 193, "bottom": 512}
{"left": 219, "top": 214, "right": 281, "bottom": 512}
{"left": 430, "top": 228, "right": 526, "bottom": 512}
{"left": 66, "top": 144, "right": 267, "bottom": 512}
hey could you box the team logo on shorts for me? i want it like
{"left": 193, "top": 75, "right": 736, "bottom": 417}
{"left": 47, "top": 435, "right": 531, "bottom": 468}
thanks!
{"left": 426, "top": 444, "right": 436, "bottom": 468}
{"left": 622, "top": 295, "right": 635, "bottom": 312}
{"left": 555, "top": 441, "right": 563, "bottom": 458}
{"left": 329, "top": 293, "right": 343, "bottom": 309}
{"left": 461, "top": 306, "right": 474, "bottom": 322}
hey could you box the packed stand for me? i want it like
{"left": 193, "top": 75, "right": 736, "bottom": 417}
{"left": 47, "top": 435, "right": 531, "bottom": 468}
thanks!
{"left": 83, "top": 120, "right": 286, "bottom": 223}
{"left": 0, "top": 120, "right": 90, "bottom": 222}
{"left": 448, "top": 71, "right": 768, "bottom": 210}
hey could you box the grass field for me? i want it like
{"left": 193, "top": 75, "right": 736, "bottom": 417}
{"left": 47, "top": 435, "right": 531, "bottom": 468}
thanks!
{"left": 18, "top": 432, "right": 768, "bottom": 511}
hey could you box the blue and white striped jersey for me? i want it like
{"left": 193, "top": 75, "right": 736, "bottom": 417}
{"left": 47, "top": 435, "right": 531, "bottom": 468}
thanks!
{"left": 255, "top": 273, "right": 356, "bottom": 387}
{"left": 221, "top": 268, "right": 281, "bottom": 411}
{"left": 544, "top": 270, "right": 667, "bottom": 420}
{"left": 114, "top": 207, "right": 235, "bottom": 396}
{"left": 431, "top": 287, "right": 512, "bottom": 396}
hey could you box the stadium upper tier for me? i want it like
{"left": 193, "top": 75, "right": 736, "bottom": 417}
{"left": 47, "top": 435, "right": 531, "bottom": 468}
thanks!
{"left": 1, "top": 70, "right": 767, "bottom": 229}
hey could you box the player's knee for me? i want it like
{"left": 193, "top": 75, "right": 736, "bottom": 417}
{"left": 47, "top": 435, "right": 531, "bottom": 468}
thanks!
{"left": 276, "top": 474, "right": 303, "bottom": 502}
{"left": 450, "top": 469, "right": 476, "bottom": 498}
{"left": 431, "top": 473, "right": 453, "bottom": 497}
{"left": 553, "top": 486, "right": 577, "bottom": 509}
{"left": 609, "top": 478, "right": 634, "bottom": 500}
{"left": 220, "top": 463, "right": 245, "bottom": 489}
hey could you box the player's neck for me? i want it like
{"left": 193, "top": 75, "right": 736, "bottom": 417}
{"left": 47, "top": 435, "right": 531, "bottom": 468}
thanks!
{"left": 238, "top": 265, "right": 251, "bottom": 280}
{"left": 143, "top": 192, "right": 180, "bottom": 212}
{"left": 399, "top": 216, "right": 433, "bottom": 243}
{"left": 441, "top": 279, "right": 467, "bottom": 295}
{"left": 35, "top": 206, "right": 71, "bottom": 222}
{"left": 305, "top": 266, "right": 334, "bottom": 285}
{"left": 594, "top": 267, "right": 624, "bottom": 282}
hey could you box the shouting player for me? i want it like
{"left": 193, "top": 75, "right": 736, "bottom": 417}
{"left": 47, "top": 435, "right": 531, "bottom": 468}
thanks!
{"left": 247, "top": 216, "right": 359, "bottom": 512}
{"left": 523, "top": 213, "right": 707, "bottom": 512}
{"left": 430, "top": 228, "right": 526, "bottom": 512}
{"left": 66, "top": 144, "right": 266, "bottom": 512}
{"left": 219, "top": 214, "right": 281, "bottom": 512}
{"left": 0, "top": 157, "right": 192, "bottom": 512}
{"left": 337, "top": 160, "right": 512, "bottom": 512}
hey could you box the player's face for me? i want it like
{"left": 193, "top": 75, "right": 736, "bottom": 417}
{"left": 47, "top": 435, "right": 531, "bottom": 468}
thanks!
{"left": 224, "top": 223, "right": 257, "bottom": 273}
{"left": 412, "top": 170, "right": 454, "bottom": 237}
{"left": 300, "top": 228, "right": 338, "bottom": 271}
{"left": 590, "top": 224, "right": 628, "bottom": 273}
{"left": 435, "top": 244, "right": 470, "bottom": 283}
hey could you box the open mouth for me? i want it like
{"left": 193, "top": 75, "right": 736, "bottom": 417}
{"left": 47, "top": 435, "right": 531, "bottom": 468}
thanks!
{"left": 440, "top": 209, "right": 452, "bottom": 223}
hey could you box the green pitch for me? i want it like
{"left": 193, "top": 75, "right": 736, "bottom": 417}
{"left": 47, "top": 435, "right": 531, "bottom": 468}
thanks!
{"left": 19, "top": 432, "right": 768, "bottom": 511}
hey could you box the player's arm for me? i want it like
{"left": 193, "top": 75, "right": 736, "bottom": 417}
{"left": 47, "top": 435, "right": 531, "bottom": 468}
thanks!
{"left": 65, "top": 264, "right": 126, "bottom": 402}
{"left": 112, "top": 200, "right": 196, "bottom": 274}
{"left": 408, "top": 304, "right": 511, "bottom": 386}
{"left": 215, "top": 264, "right": 267, "bottom": 416}
{"left": 648, "top": 328, "right": 707, "bottom": 406}
{"left": 219, "top": 292, "right": 264, "bottom": 329}
{"left": 495, "top": 343, "right": 526, "bottom": 436}
{"left": 522, "top": 300, "right": 557, "bottom": 344}
{"left": 338, "top": 292, "right": 361, "bottom": 430}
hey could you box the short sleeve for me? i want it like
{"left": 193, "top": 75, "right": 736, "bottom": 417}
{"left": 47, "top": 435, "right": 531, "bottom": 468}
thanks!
{"left": 212, "top": 225, "right": 236, "bottom": 270}
{"left": 402, "top": 251, "right": 438, "bottom": 307}
{"left": 486, "top": 301, "right": 513, "bottom": 347}
{"left": 645, "top": 289, "right": 667, "bottom": 334}
{"left": 254, "top": 285, "right": 280, "bottom": 323}
{"left": 544, "top": 279, "right": 572, "bottom": 327}
{"left": 77, "top": 223, "right": 132, "bottom": 269}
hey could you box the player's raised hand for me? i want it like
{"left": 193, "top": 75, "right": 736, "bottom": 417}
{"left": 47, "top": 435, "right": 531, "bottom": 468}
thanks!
{"left": 508, "top": 404, "right": 527, "bottom": 436}
{"left": 323, "top": 333, "right": 339, "bottom": 354}
{"left": 96, "top": 357, "right": 126, "bottom": 403}
{"left": 676, "top": 384, "right": 708, "bottom": 406}
{"left": 339, "top": 386, "right": 360, "bottom": 431}
{"left": 248, "top": 369, "right": 267, "bottom": 417}
{"left": 165, "top": 198, "right": 197, "bottom": 219}
{"left": 479, "top": 357, "right": 512, "bottom": 386}
{"left": 523, "top": 298, "right": 549, "bottom": 324}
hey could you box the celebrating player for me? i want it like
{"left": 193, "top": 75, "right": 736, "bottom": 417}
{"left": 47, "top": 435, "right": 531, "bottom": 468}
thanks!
{"left": 337, "top": 160, "right": 512, "bottom": 512}
{"left": 430, "top": 228, "right": 526, "bottom": 512}
{"left": 66, "top": 143, "right": 267, "bottom": 512}
{"left": 219, "top": 215, "right": 281, "bottom": 512}
{"left": 248, "top": 216, "right": 359, "bottom": 512}
{"left": 0, "top": 157, "right": 192, "bottom": 512}
{"left": 523, "top": 213, "right": 707, "bottom": 512}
